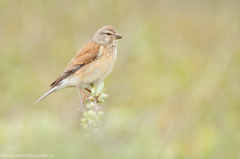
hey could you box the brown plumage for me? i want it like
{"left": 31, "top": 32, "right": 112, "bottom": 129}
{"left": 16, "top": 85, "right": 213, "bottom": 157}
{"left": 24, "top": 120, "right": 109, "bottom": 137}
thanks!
{"left": 35, "top": 26, "right": 122, "bottom": 104}
{"left": 50, "top": 42, "right": 101, "bottom": 87}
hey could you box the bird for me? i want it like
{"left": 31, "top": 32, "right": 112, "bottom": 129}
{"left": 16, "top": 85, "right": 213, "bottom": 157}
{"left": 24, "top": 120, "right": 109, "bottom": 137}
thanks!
{"left": 35, "top": 25, "right": 122, "bottom": 105}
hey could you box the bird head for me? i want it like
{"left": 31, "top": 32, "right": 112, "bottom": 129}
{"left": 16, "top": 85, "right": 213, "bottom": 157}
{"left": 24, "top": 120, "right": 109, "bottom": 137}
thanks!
{"left": 92, "top": 26, "right": 122, "bottom": 46}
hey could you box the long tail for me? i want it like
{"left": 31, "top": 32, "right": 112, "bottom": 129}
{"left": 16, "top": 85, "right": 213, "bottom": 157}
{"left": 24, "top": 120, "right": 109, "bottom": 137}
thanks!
{"left": 35, "top": 86, "right": 58, "bottom": 105}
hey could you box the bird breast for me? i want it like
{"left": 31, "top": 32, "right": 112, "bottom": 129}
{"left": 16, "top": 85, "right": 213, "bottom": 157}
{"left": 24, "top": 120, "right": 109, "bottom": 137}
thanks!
{"left": 73, "top": 45, "right": 117, "bottom": 87}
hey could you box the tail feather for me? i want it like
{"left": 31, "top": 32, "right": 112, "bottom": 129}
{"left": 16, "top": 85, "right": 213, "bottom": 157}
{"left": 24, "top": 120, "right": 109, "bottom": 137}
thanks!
{"left": 35, "top": 86, "right": 58, "bottom": 105}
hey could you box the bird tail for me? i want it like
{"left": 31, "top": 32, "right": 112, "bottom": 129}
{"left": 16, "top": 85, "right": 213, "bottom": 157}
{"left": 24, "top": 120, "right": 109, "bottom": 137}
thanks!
{"left": 35, "top": 86, "right": 58, "bottom": 105}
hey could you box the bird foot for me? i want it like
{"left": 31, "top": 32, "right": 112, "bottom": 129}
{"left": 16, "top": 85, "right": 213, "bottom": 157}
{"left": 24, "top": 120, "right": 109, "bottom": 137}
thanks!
{"left": 83, "top": 94, "right": 91, "bottom": 104}
{"left": 77, "top": 86, "right": 91, "bottom": 112}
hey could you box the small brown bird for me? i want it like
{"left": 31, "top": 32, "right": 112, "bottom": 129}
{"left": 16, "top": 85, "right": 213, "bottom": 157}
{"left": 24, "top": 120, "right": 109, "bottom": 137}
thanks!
{"left": 35, "top": 26, "right": 122, "bottom": 104}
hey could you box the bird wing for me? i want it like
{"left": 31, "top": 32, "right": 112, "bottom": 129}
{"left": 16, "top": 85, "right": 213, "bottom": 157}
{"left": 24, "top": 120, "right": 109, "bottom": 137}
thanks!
{"left": 50, "top": 41, "right": 101, "bottom": 87}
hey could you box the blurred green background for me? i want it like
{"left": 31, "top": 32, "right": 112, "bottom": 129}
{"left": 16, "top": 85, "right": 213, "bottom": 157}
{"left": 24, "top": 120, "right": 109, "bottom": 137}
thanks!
{"left": 1, "top": 0, "right": 240, "bottom": 158}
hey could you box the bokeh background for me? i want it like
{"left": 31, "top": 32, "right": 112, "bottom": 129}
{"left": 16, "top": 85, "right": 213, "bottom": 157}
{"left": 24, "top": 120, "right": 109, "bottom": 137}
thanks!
{"left": 1, "top": 0, "right": 240, "bottom": 158}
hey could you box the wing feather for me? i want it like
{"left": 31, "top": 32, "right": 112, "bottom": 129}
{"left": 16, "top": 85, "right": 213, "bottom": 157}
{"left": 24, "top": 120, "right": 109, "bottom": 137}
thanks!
{"left": 50, "top": 42, "right": 101, "bottom": 87}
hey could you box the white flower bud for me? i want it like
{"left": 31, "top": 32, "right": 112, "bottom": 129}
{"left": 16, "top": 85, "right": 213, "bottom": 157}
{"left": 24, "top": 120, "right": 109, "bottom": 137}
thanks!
{"left": 97, "top": 81, "right": 104, "bottom": 93}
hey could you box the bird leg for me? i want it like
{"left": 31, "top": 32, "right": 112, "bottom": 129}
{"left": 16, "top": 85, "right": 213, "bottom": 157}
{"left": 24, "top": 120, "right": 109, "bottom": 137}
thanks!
{"left": 77, "top": 86, "right": 90, "bottom": 111}
{"left": 85, "top": 88, "right": 91, "bottom": 93}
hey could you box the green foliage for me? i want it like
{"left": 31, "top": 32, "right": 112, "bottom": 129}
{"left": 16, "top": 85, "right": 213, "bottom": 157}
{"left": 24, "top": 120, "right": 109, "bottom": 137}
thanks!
{"left": 81, "top": 82, "right": 106, "bottom": 135}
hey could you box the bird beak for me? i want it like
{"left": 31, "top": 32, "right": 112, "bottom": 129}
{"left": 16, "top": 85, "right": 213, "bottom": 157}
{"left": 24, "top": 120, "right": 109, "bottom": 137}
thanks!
{"left": 115, "top": 34, "right": 122, "bottom": 39}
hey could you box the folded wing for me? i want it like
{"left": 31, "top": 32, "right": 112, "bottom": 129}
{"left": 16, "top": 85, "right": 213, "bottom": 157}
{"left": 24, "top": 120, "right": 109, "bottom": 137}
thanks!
{"left": 50, "top": 42, "right": 101, "bottom": 87}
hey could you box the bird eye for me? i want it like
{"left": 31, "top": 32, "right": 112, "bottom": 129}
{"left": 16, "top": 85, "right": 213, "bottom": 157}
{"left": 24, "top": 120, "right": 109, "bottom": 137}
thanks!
{"left": 106, "top": 33, "right": 111, "bottom": 35}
